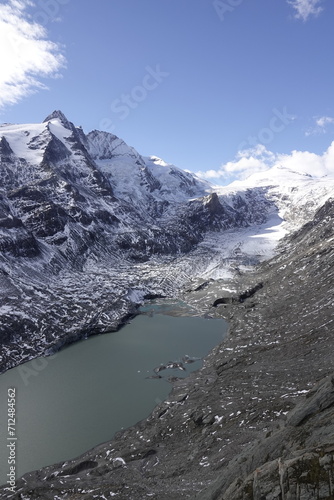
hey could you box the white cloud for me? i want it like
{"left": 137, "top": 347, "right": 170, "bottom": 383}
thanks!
{"left": 316, "top": 116, "right": 334, "bottom": 128}
{"left": 305, "top": 116, "right": 334, "bottom": 136}
{"left": 196, "top": 145, "right": 275, "bottom": 181}
{"left": 0, "top": 0, "right": 66, "bottom": 109}
{"left": 277, "top": 143, "right": 334, "bottom": 177}
{"left": 277, "top": 149, "right": 325, "bottom": 175}
{"left": 287, "top": 0, "right": 323, "bottom": 21}
{"left": 196, "top": 142, "right": 334, "bottom": 184}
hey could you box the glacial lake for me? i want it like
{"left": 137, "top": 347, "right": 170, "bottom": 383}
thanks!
{"left": 0, "top": 301, "right": 227, "bottom": 484}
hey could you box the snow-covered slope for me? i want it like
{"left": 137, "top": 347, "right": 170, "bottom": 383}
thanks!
{"left": 85, "top": 131, "right": 212, "bottom": 216}
{"left": 1, "top": 110, "right": 334, "bottom": 373}
{"left": 217, "top": 164, "right": 334, "bottom": 232}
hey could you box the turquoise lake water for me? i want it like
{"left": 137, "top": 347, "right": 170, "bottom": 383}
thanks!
{"left": 0, "top": 303, "right": 227, "bottom": 484}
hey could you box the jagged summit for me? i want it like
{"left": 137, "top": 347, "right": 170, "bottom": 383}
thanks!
{"left": 43, "top": 110, "right": 73, "bottom": 130}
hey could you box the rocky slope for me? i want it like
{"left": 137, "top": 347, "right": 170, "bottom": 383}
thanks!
{"left": 2, "top": 196, "right": 333, "bottom": 499}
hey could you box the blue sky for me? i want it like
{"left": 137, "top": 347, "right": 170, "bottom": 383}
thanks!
{"left": 0, "top": 0, "right": 333, "bottom": 184}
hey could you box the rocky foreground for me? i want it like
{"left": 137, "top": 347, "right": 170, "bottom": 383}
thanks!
{"left": 1, "top": 206, "right": 333, "bottom": 498}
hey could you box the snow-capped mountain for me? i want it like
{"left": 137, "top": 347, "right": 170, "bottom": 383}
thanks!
{"left": 0, "top": 110, "right": 334, "bottom": 373}
{"left": 0, "top": 111, "right": 214, "bottom": 268}
{"left": 219, "top": 164, "right": 334, "bottom": 231}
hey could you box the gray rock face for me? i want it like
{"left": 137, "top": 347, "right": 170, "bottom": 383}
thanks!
{"left": 2, "top": 195, "right": 333, "bottom": 499}
{"left": 224, "top": 450, "right": 334, "bottom": 500}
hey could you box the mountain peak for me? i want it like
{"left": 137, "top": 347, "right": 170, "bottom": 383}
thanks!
{"left": 43, "top": 110, "right": 72, "bottom": 130}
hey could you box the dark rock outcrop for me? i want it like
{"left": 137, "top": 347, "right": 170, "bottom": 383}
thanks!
{"left": 213, "top": 282, "right": 263, "bottom": 306}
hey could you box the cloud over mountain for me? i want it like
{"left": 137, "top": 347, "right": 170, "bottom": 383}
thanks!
{"left": 196, "top": 142, "right": 334, "bottom": 182}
